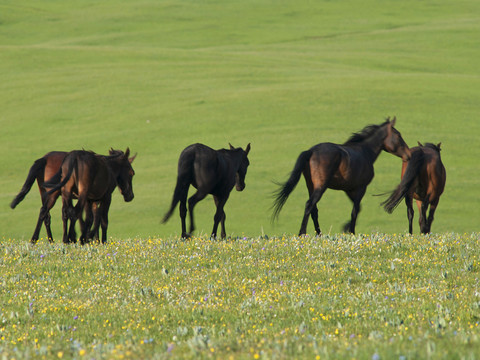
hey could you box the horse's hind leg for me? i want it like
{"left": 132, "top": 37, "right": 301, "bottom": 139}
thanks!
{"left": 426, "top": 198, "right": 439, "bottom": 233}
{"left": 299, "top": 187, "right": 327, "bottom": 236}
{"left": 417, "top": 199, "right": 429, "bottom": 234}
{"left": 405, "top": 195, "right": 414, "bottom": 234}
{"left": 344, "top": 187, "right": 367, "bottom": 234}
{"left": 212, "top": 196, "right": 227, "bottom": 239}
{"left": 187, "top": 191, "right": 207, "bottom": 237}
{"left": 305, "top": 174, "right": 321, "bottom": 235}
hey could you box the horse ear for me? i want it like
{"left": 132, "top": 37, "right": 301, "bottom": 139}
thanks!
{"left": 418, "top": 141, "right": 423, "bottom": 147}
{"left": 245, "top": 143, "right": 251, "bottom": 155}
{"left": 437, "top": 142, "right": 442, "bottom": 149}
{"left": 129, "top": 153, "right": 137, "bottom": 163}
{"left": 110, "top": 147, "right": 115, "bottom": 155}
{"left": 125, "top": 148, "right": 130, "bottom": 158}
{"left": 390, "top": 116, "right": 396, "bottom": 127}
{"left": 229, "top": 143, "right": 235, "bottom": 150}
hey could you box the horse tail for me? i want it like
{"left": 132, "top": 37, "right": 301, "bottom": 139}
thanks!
{"left": 162, "top": 149, "right": 195, "bottom": 224}
{"left": 10, "top": 157, "right": 47, "bottom": 209}
{"left": 382, "top": 150, "right": 425, "bottom": 213}
{"left": 272, "top": 149, "right": 312, "bottom": 221}
{"left": 44, "top": 156, "right": 76, "bottom": 195}
{"left": 161, "top": 178, "right": 185, "bottom": 223}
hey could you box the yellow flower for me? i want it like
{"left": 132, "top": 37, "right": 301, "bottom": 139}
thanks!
{"left": 57, "top": 351, "right": 64, "bottom": 358}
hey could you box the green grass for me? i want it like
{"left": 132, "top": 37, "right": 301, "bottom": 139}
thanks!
{"left": 1, "top": 0, "right": 479, "bottom": 240}
{"left": 1, "top": 233, "right": 480, "bottom": 359}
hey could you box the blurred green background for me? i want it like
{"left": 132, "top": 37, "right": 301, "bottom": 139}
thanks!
{"left": 1, "top": 0, "right": 479, "bottom": 240}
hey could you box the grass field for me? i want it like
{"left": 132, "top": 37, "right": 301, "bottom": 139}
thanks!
{"left": 1, "top": 233, "right": 480, "bottom": 359}
{"left": 1, "top": 0, "right": 480, "bottom": 358}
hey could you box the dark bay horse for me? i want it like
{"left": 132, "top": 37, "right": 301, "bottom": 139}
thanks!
{"left": 272, "top": 117, "right": 411, "bottom": 235}
{"left": 11, "top": 151, "right": 70, "bottom": 243}
{"left": 162, "top": 143, "right": 251, "bottom": 239}
{"left": 382, "top": 142, "right": 446, "bottom": 234}
{"left": 44, "top": 149, "right": 136, "bottom": 244}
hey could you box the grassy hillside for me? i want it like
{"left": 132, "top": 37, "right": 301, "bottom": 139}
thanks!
{"left": 1, "top": 0, "right": 479, "bottom": 240}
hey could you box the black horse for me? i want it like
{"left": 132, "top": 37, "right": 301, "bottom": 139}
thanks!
{"left": 44, "top": 149, "right": 136, "bottom": 244}
{"left": 162, "top": 143, "right": 251, "bottom": 239}
{"left": 273, "top": 118, "right": 411, "bottom": 235}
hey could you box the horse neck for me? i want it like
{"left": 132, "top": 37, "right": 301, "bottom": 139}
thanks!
{"left": 357, "top": 128, "right": 388, "bottom": 162}
{"left": 103, "top": 156, "right": 122, "bottom": 179}
{"left": 224, "top": 150, "right": 244, "bottom": 170}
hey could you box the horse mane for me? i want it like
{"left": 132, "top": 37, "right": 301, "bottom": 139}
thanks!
{"left": 422, "top": 142, "right": 441, "bottom": 152}
{"left": 343, "top": 120, "right": 390, "bottom": 145}
{"left": 107, "top": 149, "right": 124, "bottom": 158}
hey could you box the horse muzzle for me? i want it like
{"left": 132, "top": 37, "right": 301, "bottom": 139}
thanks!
{"left": 123, "top": 193, "right": 134, "bottom": 202}
{"left": 236, "top": 183, "right": 245, "bottom": 192}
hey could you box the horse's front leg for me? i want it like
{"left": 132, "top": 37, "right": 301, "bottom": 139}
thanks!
{"left": 100, "top": 196, "right": 112, "bottom": 244}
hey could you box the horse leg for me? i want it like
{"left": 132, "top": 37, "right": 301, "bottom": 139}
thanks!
{"left": 187, "top": 191, "right": 207, "bottom": 237}
{"left": 100, "top": 197, "right": 112, "bottom": 244}
{"left": 90, "top": 202, "right": 101, "bottom": 241}
{"left": 61, "top": 196, "right": 72, "bottom": 244}
{"left": 31, "top": 207, "right": 47, "bottom": 244}
{"left": 416, "top": 199, "right": 429, "bottom": 234}
{"left": 299, "top": 187, "right": 326, "bottom": 236}
{"left": 83, "top": 201, "right": 95, "bottom": 243}
{"left": 344, "top": 187, "right": 367, "bottom": 234}
{"left": 426, "top": 198, "right": 439, "bottom": 233}
{"left": 179, "top": 199, "right": 188, "bottom": 238}
{"left": 405, "top": 195, "right": 414, "bottom": 235}
{"left": 304, "top": 175, "right": 321, "bottom": 235}
{"left": 212, "top": 196, "right": 227, "bottom": 239}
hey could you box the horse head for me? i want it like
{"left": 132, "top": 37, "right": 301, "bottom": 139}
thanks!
{"left": 382, "top": 117, "right": 411, "bottom": 161}
{"left": 110, "top": 148, "right": 136, "bottom": 202}
{"left": 230, "top": 143, "right": 251, "bottom": 191}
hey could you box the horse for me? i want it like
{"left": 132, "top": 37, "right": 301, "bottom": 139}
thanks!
{"left": 382, "top": 142, "right": 446, "bottom": 234}
{"left": 272, "top": 117, "right": 411, "bottom": 235}
{"left": 43, "top": 148, "right": 136, "bottom": 244}
{"left": 10, "top": 151, "right": 75, "bottom": 243}
{"left": 162, "top": 143, "right": 251, "bottom": 239}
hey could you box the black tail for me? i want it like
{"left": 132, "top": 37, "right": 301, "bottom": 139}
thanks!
{"left": 382, "top": 150, "right": 425, "bottom": 213}
{"left": 44, "top": 156, "right": 76, "bottom": 195}
{"left": 10, "top": 158, "right": 47, "bottom": 209}
{"left": 161, "top": 177, "right": 188, "bottom": 223}
{"left": 272, "top": 150, "right": 312, "bottom": 221}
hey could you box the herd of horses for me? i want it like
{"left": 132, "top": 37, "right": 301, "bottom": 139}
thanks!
{"left": 10, "top": 117, "right": 446, "bottom": 244}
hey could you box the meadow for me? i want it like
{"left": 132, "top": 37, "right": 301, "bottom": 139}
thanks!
{"left": 1, "top": 233, "right": 480, "bottom": 359}
{"left": 1, "top": 0, "right": 480, "bottom": 358}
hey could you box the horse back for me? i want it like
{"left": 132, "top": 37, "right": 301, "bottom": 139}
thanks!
{"left": 309, "top": 143, "right": 374, "bottom": 189}
{"left": 179, "top": 143, "right": 232, "bottom": 193}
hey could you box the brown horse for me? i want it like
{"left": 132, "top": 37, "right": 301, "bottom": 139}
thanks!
{"left": 162, "top": 143, "right": 251, "bottom": 239}
{"left": 11, "top": 151, "right": 71, "bottom": 243}
{"left": 382, "top": 142, "right": 446, "bottom": 234}
{"left": 273, "top": 118, "right": 411, "bottom": 235}
{"left": 44, "top": 149, "right": 136, "bottom": 244}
